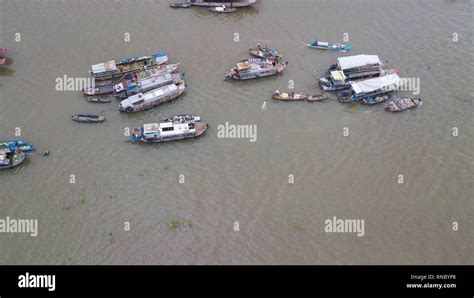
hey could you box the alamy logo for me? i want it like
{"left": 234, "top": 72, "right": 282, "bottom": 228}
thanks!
{"left": 217, "top": 122, "right": 257, "bottom": 143}
{"left": 18, "top": 272, "right": 55, "bottom": 292}
{"left": 324, "top": 216, "right": 365, "bottom": 237}
{"left": 382, "top": 77, "right": 420, "bottom": 95}
{"left": 55, "top": 74, "right": 94, "bottom": 91}
{"left": 0, "top": 216, "right": 38, "bottom": 237}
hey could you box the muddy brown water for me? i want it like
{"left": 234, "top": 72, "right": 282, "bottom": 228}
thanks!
{"left": 0, "top": 0, "right": 473, "bottom": 264}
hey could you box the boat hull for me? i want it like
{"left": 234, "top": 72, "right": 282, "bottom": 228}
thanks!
{"left": 119, "top": 83, "right": 185, "bottom": 113}
{"left": 308, "top": 43, "right": 352, "bottom": 52}
{"left": 385, "top": 98, "right": 422, "bottom": 112}
{"left": 226, "top": 62, "right": 286, "bottom": 80}
{"left": 187, "top": 0, "right": 259, "bottom": 7}
{"left": 72, "top": 115, "right": 105, "bottom": 123}
{"left": 307, "top": 93, "right": 329, "bottom": 102}
{"left": 0, "top": 151, "right": 26, "bottom": 170}
{"left": 134, "top": 122, "right": 207, "bottom": 143}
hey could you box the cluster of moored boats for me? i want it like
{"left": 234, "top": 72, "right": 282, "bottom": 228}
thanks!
{"left": 318, "top": 54, "right": 422, "bottom": 111}
{"left": 2, "top": 6, "right": 423, "bottom": 171}
{"left": 0, "top": 140, "right": 35, "bottom": 170}
{"left": 73, "top": 51, "right": 208, "bottom": 144}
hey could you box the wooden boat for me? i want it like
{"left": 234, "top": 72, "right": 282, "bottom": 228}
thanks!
{"left": 170, "top": 2, "right": 192, "bottom": 8}
{"left": 210, "top": 6, "right": 237, "bottom": 12}
{"left": 0, "top": 150, "right": 26, "bottom": 170}
{"left": 225, "top": 58, "right": 287, "bottom": 80}
{"left": 184, "top": 0, "right": 260, "bottom": 7}
{"left": 360, "top": 95, "right": 389, "bottom": 105}
{"left": 249, "top": 44, "right": 281, "bottom": 59}
{"left": 114, "top": 72, "right": 182, "bottom": 99}
{"left": 90, "top": 52, "right": 169, "bottom": 81}
{"left": 93, "top": 79, "right": 114, "bottom": 87}
{"left": 119, "top": 79, "right": 186, "bottom": 113}
{"left": 307, "top": 41, "right": 352, "bottom": 52}
{"left": 83, "top": 85, "right": 114, "bottom": 96}
{"left": 71, "top": 114, "right": 105, "bottom": 123}
{"left": 385, "top": 97, "right": 422, "bottom": 112}
{"left": 130, "top": 119, "right": 207, "bottom": 143}
{"left": 132, "top": 63, "right": 179, "bottom": 79}
{"left": 113, "top": 63, "right": 180, "bottom": 99}
{"left": 84, "top": 97, "right": 111, "bottom": 103}
{"left": 272, "top": 91, "right": 307, "bottom": 101}
{"left": 307, "top": 93, "right": 329, "bottom": 102}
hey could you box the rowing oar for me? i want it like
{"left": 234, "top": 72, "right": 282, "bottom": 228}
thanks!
{"left": 299, "top": 66, "right": 320, "bottom": 81}
{"left": 298, "top": 42, "right": 309, "bottom": 48}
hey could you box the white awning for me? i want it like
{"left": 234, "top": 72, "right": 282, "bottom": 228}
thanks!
{"left": 91, "top": 60, "right": 117, "bottom": 74}
{"left": 351, "top": 74, "right": 401, "bottom": 94}
{"left": 338, "top": 55, "right": 381, "bottom": 70}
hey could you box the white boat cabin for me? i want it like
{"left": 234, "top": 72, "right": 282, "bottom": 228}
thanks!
{"left": 143, "top": 121, "right": 195, "bottom": 139}
{"left": 351, "top": 73, "right": 401, "bottom": 95}
{"left": 120, "top": 83, "right": 178, "bottom": 109}
{"left": 337, "top": 54, "right": 381, "bottom": 70}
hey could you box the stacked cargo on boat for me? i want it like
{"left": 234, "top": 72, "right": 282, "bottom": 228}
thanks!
{"left": 82, "top": 52, "right": 186, "bottom": 113}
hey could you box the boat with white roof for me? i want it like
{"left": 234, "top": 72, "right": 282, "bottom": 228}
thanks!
{"left": 114, "top": 72, "right": 182, "bottom": 99}
{"left": 320, "top": 54, "right": 387, "bottom": 91}
{"left": 130, "top": 117, "right": 207, "bottom": 143}
{"left": 119, "top": 79, "right": 185, "bottom": 113}
{"left": 338, "top": 73, "right": 402, "bottom": 103}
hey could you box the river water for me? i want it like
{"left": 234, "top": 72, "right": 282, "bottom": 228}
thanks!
{"left": 0, "top": 0, "right": 473, "bottom": 264}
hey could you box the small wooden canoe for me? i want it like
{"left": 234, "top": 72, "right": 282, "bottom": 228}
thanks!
{"left": 170, "top": 3, "right": 191, "bottom": 8}
{"left": 71, "top": 114, "right": 105, "bottom": 123}
{"left": 210, "top": 6, "right": 237, "bottom": 12}
{"left": 385, "top": 97, "right": 422, "bottom": 112}
{"left": 360, "top": 95, "right": 389, "bottom": 105}
{"left": 307, "top": 93, "right": 329, "bottom": 102}
{"left": 85, "top": 97, "right": 111, "bottom": 103}
{"left": 272, "top": 91, "right": 307, "bottom": 101}
{"left": 249, "top": 44, "right": 281, "bottom": 59}
{"left": 83, "top": 85, "right": 114, "bottom": 96}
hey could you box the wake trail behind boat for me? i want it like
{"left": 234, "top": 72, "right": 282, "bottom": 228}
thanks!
{"left": 99, "top": 109, "right": 119, "bottom": 113}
